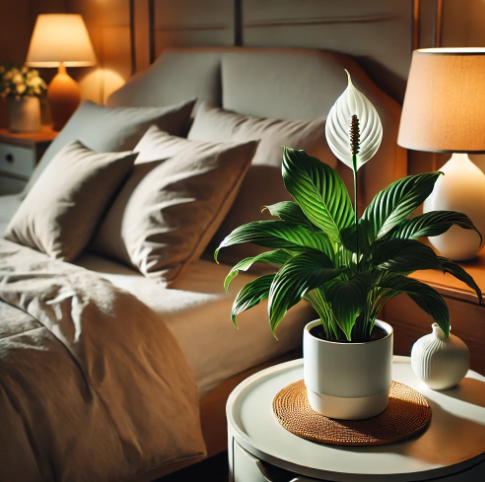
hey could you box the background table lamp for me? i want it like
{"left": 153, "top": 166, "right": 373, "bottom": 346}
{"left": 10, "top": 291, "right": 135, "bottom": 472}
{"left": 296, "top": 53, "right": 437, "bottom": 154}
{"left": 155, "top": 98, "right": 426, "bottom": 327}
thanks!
{"left": 398, "top": 48, "right": 485, "bottom": 261}
{"left": 26, "top": 14, "right": 97, "bottom": 131}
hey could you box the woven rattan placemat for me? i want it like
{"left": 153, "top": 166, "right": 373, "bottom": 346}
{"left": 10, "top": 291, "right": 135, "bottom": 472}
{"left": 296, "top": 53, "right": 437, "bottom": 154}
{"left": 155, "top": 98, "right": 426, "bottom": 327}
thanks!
{"left": 273, "top": 380, "right": 431, "bottom": 446}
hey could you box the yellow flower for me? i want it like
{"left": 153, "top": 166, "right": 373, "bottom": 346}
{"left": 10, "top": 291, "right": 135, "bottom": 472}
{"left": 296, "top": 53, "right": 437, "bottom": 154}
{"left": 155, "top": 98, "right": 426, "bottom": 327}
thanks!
{"left": 12, "top": 73, "right": 24, "bottom": 84}
{"left": 16, "top": 83, "right": 26, "bottom": 94}
{"left": 21, "top": 66, "right": 28, "bottom": 74}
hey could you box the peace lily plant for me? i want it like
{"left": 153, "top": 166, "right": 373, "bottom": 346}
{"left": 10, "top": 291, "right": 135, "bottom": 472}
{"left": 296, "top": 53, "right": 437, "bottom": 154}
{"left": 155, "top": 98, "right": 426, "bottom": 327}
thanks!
{"left": 216, "top": 71, "right": 483, "bottom": 420}
{"left": 215, "top": 71, "right": 482, "bottom": 345}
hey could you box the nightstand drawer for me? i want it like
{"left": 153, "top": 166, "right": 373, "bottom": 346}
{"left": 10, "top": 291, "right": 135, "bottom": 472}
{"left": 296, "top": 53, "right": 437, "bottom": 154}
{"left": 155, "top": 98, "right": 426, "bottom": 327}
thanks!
{"left": 0, "top": 176, "right": 26, "bottom": 195}
{"left": 0, "top": 143, "right": 36, "bottom": 179}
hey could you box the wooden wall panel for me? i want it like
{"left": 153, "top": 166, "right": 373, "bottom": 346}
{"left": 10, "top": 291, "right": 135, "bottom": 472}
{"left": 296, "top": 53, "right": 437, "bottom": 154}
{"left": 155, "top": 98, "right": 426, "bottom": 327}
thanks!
{"left": 133, "top": 0, "right": 151, "bottom": 73}
{"left": 152, "top": 0, "right": 234, "bottom": 58}
{"left": 241, "top": 0, "right": 414, "bottom": 102}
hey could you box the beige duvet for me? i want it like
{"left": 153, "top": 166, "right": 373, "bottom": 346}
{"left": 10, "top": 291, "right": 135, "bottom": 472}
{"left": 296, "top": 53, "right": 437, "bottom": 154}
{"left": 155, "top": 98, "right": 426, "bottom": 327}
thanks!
{"left": 0, "top": 239, "right": 206, "bottom": 482}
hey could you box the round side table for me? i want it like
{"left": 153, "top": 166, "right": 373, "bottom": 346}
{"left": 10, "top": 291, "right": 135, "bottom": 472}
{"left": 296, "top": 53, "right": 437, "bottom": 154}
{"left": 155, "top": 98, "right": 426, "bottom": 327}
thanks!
{"left": 227, "top": 356, "right": 485, "bottom": 482}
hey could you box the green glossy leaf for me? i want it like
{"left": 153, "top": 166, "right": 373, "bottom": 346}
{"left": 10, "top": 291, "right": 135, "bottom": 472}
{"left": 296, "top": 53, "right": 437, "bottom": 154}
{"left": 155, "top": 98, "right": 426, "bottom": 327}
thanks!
{"left": 224, "top": 250, "right": 291, "bottom": 292}
{"left": 438, "top": 257, "right": 482, "bottom": 304}
{"left": 268, "top": 252, "right": 341, "bottom": 338}
{"left": 372, "top": 239, "right": 444, "bottom": 272}
{"left": 360, "top": 172, "right": 442, "bottom": 243}
{"left": 378, "top": 275, "right": 450, "bottom": 336}
{"left": 215, "top": 221, "right": 334, "bottom": 262}
{"left": 390, "top": 210, "right": 482, "bottom": 245}
{"left": 341, "top": 224, "right": 371, "bottom": 255}
{"left": 262, "top": 201, "right": 315, "bottom": 229}
{"left": 282, "top": 148, "right": 353, "bottom": 242}
{"left": 231, "top": 274, "right": 275, "bottom": 327}
{"left": 324, "top": 272, "right": 373, "bottom": 341}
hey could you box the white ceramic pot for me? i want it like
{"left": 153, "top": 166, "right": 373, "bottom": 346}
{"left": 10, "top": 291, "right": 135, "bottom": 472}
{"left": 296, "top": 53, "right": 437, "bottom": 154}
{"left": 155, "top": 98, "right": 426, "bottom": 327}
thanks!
{"left": 303, "top": 319, "right": 393, "bottom": 420}
{"left": 423, "top": 153, "right": 485, "bottom": 261}
{"left": 7, "top": 96, "right": 41, "bottom": 133}
{"left": 411, "top": 323, "right": 470, "bottom": 390}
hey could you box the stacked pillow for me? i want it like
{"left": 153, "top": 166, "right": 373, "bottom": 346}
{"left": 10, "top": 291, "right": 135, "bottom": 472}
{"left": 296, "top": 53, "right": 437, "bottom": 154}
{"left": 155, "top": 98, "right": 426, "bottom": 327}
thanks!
{"left": 91, "top": 126, "right": 258, "bottom": 284}
{"left": 5, "top": 99, "right": 196, "bottom": 262}
{"left": 5, "top": 97, "right": 332, "bottom": 284}
{"left": 5, "top": 141, "right": 138, "bottom": 261}
{"left": 23, "top": 99, "right": 195, "bottom": 195}
{"left": 187, "top": 102, "right": 332, "bottom": 263}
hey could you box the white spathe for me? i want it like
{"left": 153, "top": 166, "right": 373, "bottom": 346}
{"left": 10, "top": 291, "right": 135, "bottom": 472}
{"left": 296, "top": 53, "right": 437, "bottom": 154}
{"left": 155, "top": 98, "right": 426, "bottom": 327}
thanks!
{"left": 303, "top": 319, "right": 393, "bottom": 420}
{"left": 325, "top": 70, "right": 383, "bottom": 170}
{"left": 411, "top": 323, "right": 470, "bottom": 390}
{"left": 424, "top": 153, "right": 485, "bottom": 260}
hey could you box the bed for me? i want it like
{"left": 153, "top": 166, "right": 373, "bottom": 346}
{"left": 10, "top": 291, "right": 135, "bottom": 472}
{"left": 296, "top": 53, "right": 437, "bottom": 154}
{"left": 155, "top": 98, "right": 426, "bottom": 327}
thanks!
{"left": 0, "top": 47, "right": 406, "bottom": 481}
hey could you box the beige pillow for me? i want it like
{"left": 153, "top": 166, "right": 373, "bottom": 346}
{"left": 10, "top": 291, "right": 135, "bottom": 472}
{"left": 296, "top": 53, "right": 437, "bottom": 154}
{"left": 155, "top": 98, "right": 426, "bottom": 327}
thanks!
{"left": 187, "top": 102, "right": 334, "bottom": 263}
{"left": 24, "top": 99, "right": 195, "bottom": 195}
{"left": 91, "top": 126, "right": 258, "bottom": 284}
{"left": 4, "top": 141, "right": 137, "bottom": 261}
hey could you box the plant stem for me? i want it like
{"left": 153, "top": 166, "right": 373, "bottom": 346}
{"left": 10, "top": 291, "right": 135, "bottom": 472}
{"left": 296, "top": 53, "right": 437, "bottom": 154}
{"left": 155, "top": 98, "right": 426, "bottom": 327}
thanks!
{"left": 352, "top": 154, "right": 359, "bottom": 272}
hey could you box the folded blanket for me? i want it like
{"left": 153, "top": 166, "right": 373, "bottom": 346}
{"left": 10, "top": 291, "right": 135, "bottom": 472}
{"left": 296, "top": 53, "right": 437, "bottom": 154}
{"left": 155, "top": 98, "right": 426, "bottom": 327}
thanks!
{"left": 0, "top": 239, "right": 206, "bottom": 482}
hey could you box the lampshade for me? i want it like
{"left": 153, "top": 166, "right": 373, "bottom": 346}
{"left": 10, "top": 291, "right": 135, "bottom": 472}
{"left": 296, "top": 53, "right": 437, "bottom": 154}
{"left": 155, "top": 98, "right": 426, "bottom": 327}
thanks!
{"left": 26, "top": 14, "right": 97, "bottom": 68}
{"left": 398, "top": 48, "right": 485, "bottom": 153}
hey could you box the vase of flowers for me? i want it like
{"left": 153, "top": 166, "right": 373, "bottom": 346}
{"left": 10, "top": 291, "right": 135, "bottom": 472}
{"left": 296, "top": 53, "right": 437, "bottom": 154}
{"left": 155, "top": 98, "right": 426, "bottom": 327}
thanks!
{"left": 215, "top": 71, "right": 482, "bottom": 420}
{"left": 0, "top": 65, "right": 46, "bottom": 132}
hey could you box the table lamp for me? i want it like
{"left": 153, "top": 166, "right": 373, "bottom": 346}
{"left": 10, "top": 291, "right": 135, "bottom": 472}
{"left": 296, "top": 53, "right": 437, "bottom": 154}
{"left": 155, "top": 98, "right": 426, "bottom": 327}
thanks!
{"left": 398, "top": 48, "right": 485, "bottom": 261}
{"left": 26, "top": 14, "right": 97, "bottom": 131}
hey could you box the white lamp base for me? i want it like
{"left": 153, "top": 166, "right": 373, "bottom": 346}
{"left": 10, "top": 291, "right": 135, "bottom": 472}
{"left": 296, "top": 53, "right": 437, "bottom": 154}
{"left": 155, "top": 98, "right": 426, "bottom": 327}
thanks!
{"left": 424, "top": 153, "right": 485, "bottom": 261}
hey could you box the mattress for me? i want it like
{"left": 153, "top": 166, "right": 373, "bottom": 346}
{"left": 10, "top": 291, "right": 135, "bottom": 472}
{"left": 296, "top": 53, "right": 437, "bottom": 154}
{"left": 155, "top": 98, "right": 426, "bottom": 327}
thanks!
{"left": 75, "top": 253, "right": 314, "bottom": 398}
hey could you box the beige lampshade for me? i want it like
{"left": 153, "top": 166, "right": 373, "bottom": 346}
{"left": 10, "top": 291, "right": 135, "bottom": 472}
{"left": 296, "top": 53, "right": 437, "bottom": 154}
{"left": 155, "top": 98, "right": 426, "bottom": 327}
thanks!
{"left": 398, "top": 48, "right": 485, "bottom": 153}
{"left": 26, "top": 14, "right": 97, "bottom": 68}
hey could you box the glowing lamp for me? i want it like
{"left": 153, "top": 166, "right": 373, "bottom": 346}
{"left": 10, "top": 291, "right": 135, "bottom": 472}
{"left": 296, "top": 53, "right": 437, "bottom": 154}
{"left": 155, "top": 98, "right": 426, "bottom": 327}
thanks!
{"left": 26, "top": 14, "right": 97, "bottom": 131}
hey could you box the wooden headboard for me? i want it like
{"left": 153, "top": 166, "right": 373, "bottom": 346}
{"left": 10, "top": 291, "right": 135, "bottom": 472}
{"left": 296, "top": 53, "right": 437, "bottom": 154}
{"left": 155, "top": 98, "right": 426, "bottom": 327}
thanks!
{"left": 128, "top": 0, "right": 443, "bottom": 102}
{"left": 75, "top": 0, "right": 444, "bottom": 106}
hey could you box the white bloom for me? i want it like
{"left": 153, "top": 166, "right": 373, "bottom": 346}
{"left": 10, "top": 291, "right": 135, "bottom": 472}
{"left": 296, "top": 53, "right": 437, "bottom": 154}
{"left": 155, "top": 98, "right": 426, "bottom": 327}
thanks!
{"left": 28, "top": 76, "right": 43, "bottom": 87}
{"left": 12, "top": 73, "right": 23, "bottom": 84}
{"left": 325, "top": 70, "right": 383, "bottom": 171}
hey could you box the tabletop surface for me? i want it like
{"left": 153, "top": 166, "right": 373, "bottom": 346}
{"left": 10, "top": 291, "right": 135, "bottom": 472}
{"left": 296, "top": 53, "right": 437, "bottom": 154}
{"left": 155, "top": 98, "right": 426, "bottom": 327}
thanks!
{"left": 0, "top": 126, "right": 57, "bottom": 147}
{"left": 227, "top": 356, "right": 485, "bottom": 481}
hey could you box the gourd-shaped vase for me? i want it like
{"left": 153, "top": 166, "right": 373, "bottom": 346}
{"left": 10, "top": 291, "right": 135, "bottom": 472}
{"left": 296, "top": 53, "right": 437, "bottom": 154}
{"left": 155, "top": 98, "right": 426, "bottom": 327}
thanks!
{"left": 411, "top": 323, "right": 470, "bottom": 390}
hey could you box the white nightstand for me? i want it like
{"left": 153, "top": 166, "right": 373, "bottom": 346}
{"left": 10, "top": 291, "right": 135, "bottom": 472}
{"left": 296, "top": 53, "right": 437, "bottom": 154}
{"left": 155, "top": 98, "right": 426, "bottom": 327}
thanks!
{"left": 0, "top": 127, "right": 57, "bottom": 195}
{"left": 227, "top": 357, "right": 485, "bottom": 481}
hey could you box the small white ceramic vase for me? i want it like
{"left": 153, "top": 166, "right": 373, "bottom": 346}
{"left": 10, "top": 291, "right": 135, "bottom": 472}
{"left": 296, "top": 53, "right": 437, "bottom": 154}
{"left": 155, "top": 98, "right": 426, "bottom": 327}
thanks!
{"left": 303, "top": 319, "right": 393, "bottom": 420}
{"left": 423, "top": 153, "right": 485, "bottom": 261}
{"left": 7, "top": 96, "right": 41, "bottom": 133}
{"left": 411, "top": 323, "right": 470, "bottom": 390}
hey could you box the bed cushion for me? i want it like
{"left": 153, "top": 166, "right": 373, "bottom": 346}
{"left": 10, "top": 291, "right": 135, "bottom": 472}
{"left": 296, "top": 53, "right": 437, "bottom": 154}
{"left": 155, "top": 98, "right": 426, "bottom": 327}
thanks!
{"left": 23, "top": 99, "right": 195, "bottom": 195}
{"left": 187, "top": 102, "right": 333, "bottom": 264}
{"left": 4, "top": 141, "right": 137, "bottom": 261}
{"left": 91, "top": 126, "right": 258, "bottom": 284}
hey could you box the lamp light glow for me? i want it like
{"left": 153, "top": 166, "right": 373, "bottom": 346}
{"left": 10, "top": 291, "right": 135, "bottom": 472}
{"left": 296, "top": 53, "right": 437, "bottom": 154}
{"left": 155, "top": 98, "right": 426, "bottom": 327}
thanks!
{"left": 26, "top": 14, "right": 97, "bottom": 131}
